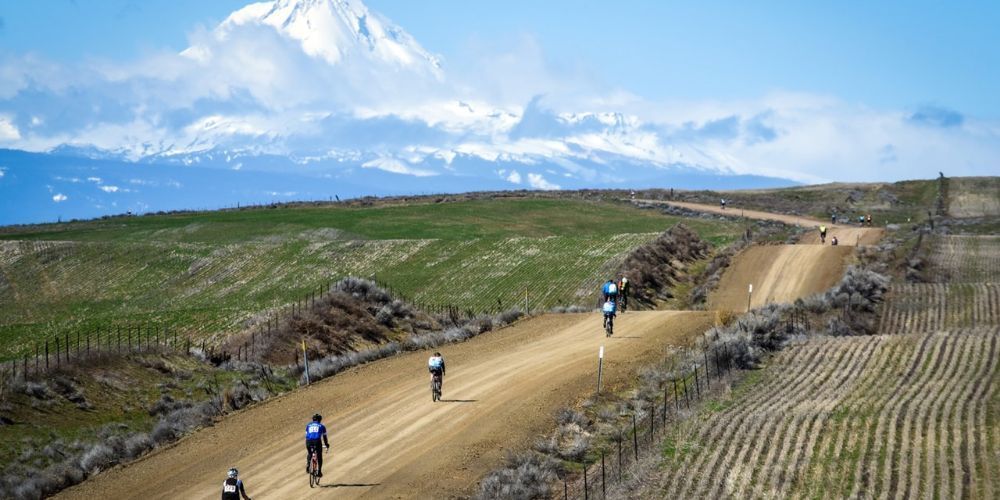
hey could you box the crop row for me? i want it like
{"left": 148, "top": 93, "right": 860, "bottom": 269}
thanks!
{"left": 878, "top": 283, "right": 1000, "bottom": 334}
{"left": 654, "top": 328, "right": 998, "bottom": 499}
{"left": 929, "top": 235, "right": 1000, "bottom": 283}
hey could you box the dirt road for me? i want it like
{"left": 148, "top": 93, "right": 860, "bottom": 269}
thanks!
{"left": 637, "top": 200, "right": 879, "bottom": 310}
{"left": 59, "top": 311, "right": 713, "bottom": 500}
{"left": 638, "top": 199, "right": 883, "bottom": 246}
{"left": 708, "top": 245, "right": 854, "bottom": 311}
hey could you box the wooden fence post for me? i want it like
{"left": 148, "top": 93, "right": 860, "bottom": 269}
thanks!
{"left": 632, "top": 414, "right": 639, "bottom": 460}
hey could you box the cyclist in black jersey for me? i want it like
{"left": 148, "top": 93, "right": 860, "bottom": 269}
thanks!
{"left": 221, "top": 468, "right": 252, "bottom": 500}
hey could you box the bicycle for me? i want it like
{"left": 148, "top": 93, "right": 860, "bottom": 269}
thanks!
{"left": 604, "top": 314, "right": 614, "bottom": 337}
{"left": 431, "top": 372, "right": 442, "bottom": 402}
{"left": 307, "top": 449, "right": 320, "bottom": 488}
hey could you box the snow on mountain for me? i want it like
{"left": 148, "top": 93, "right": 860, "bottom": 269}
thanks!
{"left": 187, "top": 0, "right": 441, "bottom": 76}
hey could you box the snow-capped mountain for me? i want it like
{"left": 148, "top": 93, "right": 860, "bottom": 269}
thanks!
{"left": 185, "top": 0, "right": 441, "bottom": 75}
{"left": 0, "top": 0, "right": 829, "bottom": 225}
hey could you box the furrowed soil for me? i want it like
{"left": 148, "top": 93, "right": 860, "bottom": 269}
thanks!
{"left": 650, "top": 328, "right": 1000, "bottom": 499}
{"left": 57, "top": 310, "right": 713, "bottom": 500}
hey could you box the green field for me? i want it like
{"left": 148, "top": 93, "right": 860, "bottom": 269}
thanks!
{"left": 0, "top": 198, "right": 740, "bottom": 359}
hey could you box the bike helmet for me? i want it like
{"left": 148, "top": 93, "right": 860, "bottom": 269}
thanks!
{"left": 228, "top": 468, "right": 239, "bottom": 478}
{"left": 434, "top": 352, "right": 441, "bottom": 357}
{"left": 312, "top": 413, "right": 322, "bottom": 422}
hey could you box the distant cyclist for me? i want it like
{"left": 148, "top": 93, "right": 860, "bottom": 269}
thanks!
{"left": 602, "top": 279, "right": 619, "bottom": 303}
{"left": 618, "top": 276, "right": 630, "bottom": 312}
{"left": 865, "top": 214, "right": 872, "bottom": 226}
{"left": 428, "top": 351, "right": 446, "bottom": 396}
{"left": 831, "top": 236, "right": 839, "bottom": 246}
{"left": 305, "top": 414, "right": 330, "bottom": 478}
{"left": 221, "top": 468, "right": 252, "bottom": 500}
{"left": 819, "top": 225, "right": 827, "bottom": 243}
{"left": 720, "top": 198, "right": 727, "bottom": 210}
{"left": 602, "top": 299, "right": 617, "bottom": 336}
{"left": 831, "top": 213, "right": 837, "bottom": 225}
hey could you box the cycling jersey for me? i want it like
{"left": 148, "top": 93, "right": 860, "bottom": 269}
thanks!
{"left": 306, "top": 422, "right": 326, "bottom": 441}
{"left": 428, "top": 356, "right": 445, "bottom": 375}
{"left": 603, "top": 300, "right": 617, "bottom": 314}
{"left": 221, "top": 478, "right": 246, "bottom": 500}
{"left": 602, "top": 281, "right": 618, "bottom": 297}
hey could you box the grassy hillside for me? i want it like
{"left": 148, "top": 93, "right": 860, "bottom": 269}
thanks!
{"left": 671, "top": 178, "right": 942, "bottom": 224}
{"left": 0, "top": 198, "right": 740, "bottom": 360}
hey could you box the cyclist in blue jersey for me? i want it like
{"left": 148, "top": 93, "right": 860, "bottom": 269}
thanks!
{"left": 305, "top": 414, "right": 330, "bottom": 477}
{"left": 602, "top": 279, "right": 619, "bottom": 303}
{"left": 428, "top": 352, "right": 446, "bottom": 398}
{"left": 602, "top": 299, "right": 617, "bottom": 336}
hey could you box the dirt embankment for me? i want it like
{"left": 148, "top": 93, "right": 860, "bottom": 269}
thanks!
{"left": 58, "top": 311, "right": 713, "bottom": 500}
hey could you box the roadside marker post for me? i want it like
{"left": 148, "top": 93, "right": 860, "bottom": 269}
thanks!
{"left": 302, "top": 340, "right": 311, "bottom": 385}
{"left": 597, "top": 345, "right": 605, "bottom": 394}
{"left": 747, "top": 283, "right": 753, "bottom": 312}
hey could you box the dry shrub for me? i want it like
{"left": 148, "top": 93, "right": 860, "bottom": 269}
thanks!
{"left": 475, "top": 451, "right": 564, "bottom": 500}
{"left": 616, "top": 224, "right": 710, "bottom": 308}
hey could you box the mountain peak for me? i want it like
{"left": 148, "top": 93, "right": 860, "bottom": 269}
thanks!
{"left": 217, "top": 0, "right": 441, "bottom": 72}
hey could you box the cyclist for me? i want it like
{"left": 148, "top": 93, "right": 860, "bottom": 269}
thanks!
{"left": 819, "top": 225, "right": 827, "bottom": 244}
{"left": 866, "top": 214, "right": 872, "bottom": 227}
{"left": 602, "top": 279, "right": 619, "bottom": 303}
{"left": 831, "top": 236, "right": 839, "bottom": 246}
{"left": 720, "top": 198, "right": 727, "bottom": 210}
{"left": 602, "top": 299, "right": 617, "bottom": 335}
{"left": 305, "top": 414, "right": 330, "bottom": 478}
{"left": 618, "top": 276, "right": 630, "bottom": 312}
{"left": 221, "top": 468, "right": 252, "bottom": 500}
{"left": 428, "top": 351, "right": 446, "bottom": 396}
{"left": 831, "top": 213, "right": 837, "bottom": 225}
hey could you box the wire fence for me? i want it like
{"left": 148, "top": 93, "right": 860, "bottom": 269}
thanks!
{"left": 561, "top": 341, "right": 736, "bottom": 500}
{"left": 0, "top": 322, "right": 188, "bottom": 382}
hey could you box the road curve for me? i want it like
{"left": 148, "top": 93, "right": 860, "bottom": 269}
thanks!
{"left": 58, "top": 311, "right": 713, "bottom": 500}
{"left": 637, "top": 199, "right": 883, "bottom": 246}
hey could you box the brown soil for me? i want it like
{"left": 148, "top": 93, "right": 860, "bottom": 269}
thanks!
{"left": 57, "top": 311, "right": 713, "bottom": 500}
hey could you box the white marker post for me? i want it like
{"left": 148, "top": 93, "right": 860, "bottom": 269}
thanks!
{"left": 597, "top": 345, "right": 605, "bottom": 394}
{"left": 302, "top": 339, "right": 311, "bottom": 385}
{"left": 747, "top": 283, "right": 753, "bottom": 313}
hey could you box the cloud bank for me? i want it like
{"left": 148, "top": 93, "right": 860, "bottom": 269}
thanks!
{"left": 0, "top": 0, "right": 996, "bottom": 185}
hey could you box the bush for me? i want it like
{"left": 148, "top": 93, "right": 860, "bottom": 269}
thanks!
{"left": 78, "top": 444, "right": 115, "bottom": 474}
{"left": 475, "top": 452, "right": 563, "bottom": 499}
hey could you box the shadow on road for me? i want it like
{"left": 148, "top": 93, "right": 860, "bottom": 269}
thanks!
{"left": 322, "top": 483, "right": 380, "bottom": 488}
{"left": 610, "top": 336, "right": 642, "bottom": 339}
{"left": 438, "top": 399, "right": 477, "bottom": 403}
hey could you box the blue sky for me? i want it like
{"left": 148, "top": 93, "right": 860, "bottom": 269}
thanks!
{"left": 1, "top": 1, "right": 997, "bottom": 116}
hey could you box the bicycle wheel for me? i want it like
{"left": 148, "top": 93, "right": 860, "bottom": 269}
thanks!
{"left": 309, "top": 454, "right": 319, "bottom": 488}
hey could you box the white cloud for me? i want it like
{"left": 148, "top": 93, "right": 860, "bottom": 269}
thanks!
{"left": 0, "top": 116, "right": 20, "bottom": 142}
{"left": 0, "top": 1, "right": 995, "bottom": 186}
{"left": 526, "top": 173, "right": 560, "bottom": 190}
{"left": 86, "top": 177, "right": 102, "bottom": 184}
{"left": 52, "top": 193, "right": 68, "bottom": 202}
{"left": 99, "top": 185, "right": 120, "bottom": 193}
{"left": 361, "top": 157, "right": 438, "bottom": 177}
